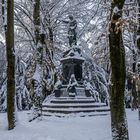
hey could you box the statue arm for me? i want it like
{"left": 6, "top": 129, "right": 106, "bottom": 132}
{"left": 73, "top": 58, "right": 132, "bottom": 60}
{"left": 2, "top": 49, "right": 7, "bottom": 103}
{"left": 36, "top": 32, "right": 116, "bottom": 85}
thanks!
{"left": 70, "top": 25, "right": 77, "bottom": 29}
{"left": 71, "top": 81, "right": 78, "bottom": 86}
{"left": 62, "top": 20, "right": 69, "bottom": 24}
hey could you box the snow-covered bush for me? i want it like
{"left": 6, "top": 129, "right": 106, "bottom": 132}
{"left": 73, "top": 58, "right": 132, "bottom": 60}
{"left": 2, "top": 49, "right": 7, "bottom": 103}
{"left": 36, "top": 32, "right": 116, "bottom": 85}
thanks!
{"left": 0, "top": 80, "right": 7, "bottom": 112}
{"left": 83, "top": 57, "right": 109, "bottom": 103}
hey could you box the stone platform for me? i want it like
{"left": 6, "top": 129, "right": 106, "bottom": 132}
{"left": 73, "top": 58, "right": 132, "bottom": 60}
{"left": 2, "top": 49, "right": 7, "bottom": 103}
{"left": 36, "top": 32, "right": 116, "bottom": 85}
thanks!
{"left": 41, "top": 96, "right": 110, "bottom": 117}
{"left": 41, "top": 46, "right": 109, "bottom": 117}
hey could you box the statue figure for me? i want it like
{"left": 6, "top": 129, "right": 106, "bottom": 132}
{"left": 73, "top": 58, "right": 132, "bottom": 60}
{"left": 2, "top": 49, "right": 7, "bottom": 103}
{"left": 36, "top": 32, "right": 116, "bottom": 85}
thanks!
{"left": 62, "top": 15, "right": 77, "bottom": 47}
{"left": 54, "top": 76, "right": 62, "bottom": 90}
{"left": 67, "top": 74, "right": 78, "bottom": 97}
{"left": 84, "top": 78, "right": 99, "bottom": 100}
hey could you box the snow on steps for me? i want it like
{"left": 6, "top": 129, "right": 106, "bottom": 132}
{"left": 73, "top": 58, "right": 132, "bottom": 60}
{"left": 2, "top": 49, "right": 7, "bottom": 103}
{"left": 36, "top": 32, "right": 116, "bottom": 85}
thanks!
{"left": 42, "top": 107, "right": 110, "bottom": 113}
{"left": 42, "top": 103, "right": 107, "bottom": 108}
{"left": 41, "top": 97, "right": 110, "bottom": 117}
{"left": 42, "top": 112, "right": 110, "bottom": 118}
{"left": 50, "top": 97, "right": 96, "bottom": 104}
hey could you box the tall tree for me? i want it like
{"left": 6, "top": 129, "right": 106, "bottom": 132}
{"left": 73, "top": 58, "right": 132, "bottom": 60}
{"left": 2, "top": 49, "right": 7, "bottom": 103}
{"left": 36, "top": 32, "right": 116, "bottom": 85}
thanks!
{"left": 137, "top": 0, "right": 140, "bottom": 51}
{"left": 33, "top": 0, "right": 40, "bottom": 46}
{"left": 31, "top": 0, "right": 43, "bottom": 113}
{"left": 109, "top": 0, "right": 129, "bottom": 139}
{"left": 137, "top": 0, "right": 140, "bottom": 120}
{"left": 6, "top": 0, "right": 16, "bottom": 130}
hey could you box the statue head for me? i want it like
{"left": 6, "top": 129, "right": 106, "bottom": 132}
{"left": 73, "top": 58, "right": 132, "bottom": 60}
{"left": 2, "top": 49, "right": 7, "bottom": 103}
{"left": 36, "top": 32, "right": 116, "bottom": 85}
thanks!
{"left": 70, "top": 74, "right": 75, "bottom": 81}
{"left": 69, "top": 15, "right": 74, "bottom": 20}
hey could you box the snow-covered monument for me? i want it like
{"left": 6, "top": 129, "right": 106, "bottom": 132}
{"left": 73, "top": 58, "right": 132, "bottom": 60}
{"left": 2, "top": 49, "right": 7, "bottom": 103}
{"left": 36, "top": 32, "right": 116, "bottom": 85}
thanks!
{"left": 42, "top": 46, "right": 110, "bottom": 117}
{"left": 55, "top": 47, "right": 87, "bottom": 97}
{"left": 41, "top": 16, "right": 110, "bottom": 117}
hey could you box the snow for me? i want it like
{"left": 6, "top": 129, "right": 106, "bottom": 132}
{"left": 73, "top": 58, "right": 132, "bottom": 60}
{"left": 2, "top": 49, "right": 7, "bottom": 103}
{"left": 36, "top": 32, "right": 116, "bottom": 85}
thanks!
{"left": 43, "top": 102, "right": 106, "bottom": 107}
{"left": 137, "top": 35, "right": 140, "bottom": 40}
{"left": 0, "top": 109, "right": 140, "bottom": 140}
{"left": 42, "top": 106, "right": 109, "bottom": 111}
{"left": 127, "top": 110, "right": 140, "bottom": 140}
{"left": 50, "top": 97, "right": 95, "bottom": 101}
{"left": 113, "top": 6, "right": 120, "bottom": 14}
{"left": 32, "top": 64, "right": 42, "bottom": 82}
{"left": 61, "top": 55, "right": 85, "bottom": 61}
{"left": 42, "top": 112, "right": 109, "bottom": 118}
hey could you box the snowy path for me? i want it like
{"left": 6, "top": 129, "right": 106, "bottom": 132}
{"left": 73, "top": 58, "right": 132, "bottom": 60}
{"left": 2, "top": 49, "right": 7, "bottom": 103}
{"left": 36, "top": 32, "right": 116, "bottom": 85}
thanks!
{"left": 0, "top": 110, "right": 139, "bottom": 140}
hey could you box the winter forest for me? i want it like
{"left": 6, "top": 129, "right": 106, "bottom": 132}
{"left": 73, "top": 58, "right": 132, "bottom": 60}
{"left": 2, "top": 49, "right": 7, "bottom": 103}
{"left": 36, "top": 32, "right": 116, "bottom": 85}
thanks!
{"left": 0, "top": 0, "right": 140, "bottom": 140}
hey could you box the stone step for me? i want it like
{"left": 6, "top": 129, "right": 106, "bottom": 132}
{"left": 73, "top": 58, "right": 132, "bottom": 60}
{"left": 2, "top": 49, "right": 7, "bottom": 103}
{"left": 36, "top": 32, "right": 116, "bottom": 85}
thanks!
{"left": 50, "top": 100, "right": 96, "bottom": 104}
{"left": 50, "top": 98, "right": 96, "bottom": 104}
{"left": 42, "top": 103, "right": 107, "bottom": 108}
{"left": 41, "top": 106, "right": 110, "bottom": 114}
{"left": 53, "top": 97, "right": 93, "bottom": 100}
{"left": 42, "top": 96, "right": 110, "bottom": 118}
{"left": 42, "top": 112, "right": 110, "bottom": 117}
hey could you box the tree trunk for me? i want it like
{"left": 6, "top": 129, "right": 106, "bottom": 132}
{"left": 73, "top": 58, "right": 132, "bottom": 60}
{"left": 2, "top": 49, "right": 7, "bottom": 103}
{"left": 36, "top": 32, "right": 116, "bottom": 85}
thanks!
{"left": 132, "top": 49, "right": 137, "bottom": 110}
{"left": 48, "top": 26, "right": 54, "bottom": 58}
{"left": 33, "top": 0, "right": 40, "bottom": 45}
{"left": 32, "top": 0, "right": 44, "bottom": 112}
{"left": 137, "top": 0, "right": 140, "bottom": 51}
{"left": 138, "top": 90, "right": 140, "bottom": 120}
{"left": 137, "top": 0, "right": 140, "bottom": 120}
{"left": 109, "top": 1, "right": 129, "bottom": 139}
{"left": 6, "top": 0, "right": 16, "bottom": 130}
{"left": 45, "top": 11, "right": 54, "bottom": 59}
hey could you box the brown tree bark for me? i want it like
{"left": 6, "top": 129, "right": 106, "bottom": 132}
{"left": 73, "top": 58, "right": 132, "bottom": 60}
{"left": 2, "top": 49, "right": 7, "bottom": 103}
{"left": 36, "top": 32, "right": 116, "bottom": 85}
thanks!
{"left": 132, "top": 48, "right": 137, "bottom": 110}
{"left": 33, "top": 0, "right": 40, "bottom": 45}
{"left": 137, "top": 0, "right": 140, "bottom": 51}
{"left": 6, "top": 0, "right": 16, "bottom": 130}
{"left": 109, "top": 0, "right": 129, "bottom": 139}
{"left": 137, "top": 0, "right": 140, "bottom": 120}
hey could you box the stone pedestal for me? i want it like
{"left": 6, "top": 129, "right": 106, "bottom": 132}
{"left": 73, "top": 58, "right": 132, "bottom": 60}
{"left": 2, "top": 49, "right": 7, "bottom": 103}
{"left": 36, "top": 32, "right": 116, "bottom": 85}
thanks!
{"left": 61, "top": 47, "right": 84, "bottom": 85}
{"left": 54, "top": 46, "right": 91, "bottom": 98}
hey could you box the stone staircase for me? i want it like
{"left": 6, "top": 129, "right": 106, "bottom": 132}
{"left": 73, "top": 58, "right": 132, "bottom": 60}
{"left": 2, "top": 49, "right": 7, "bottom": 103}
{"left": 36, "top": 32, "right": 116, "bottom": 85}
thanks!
{"left": 41, "top": 97, "right": 110, "bottom": 117}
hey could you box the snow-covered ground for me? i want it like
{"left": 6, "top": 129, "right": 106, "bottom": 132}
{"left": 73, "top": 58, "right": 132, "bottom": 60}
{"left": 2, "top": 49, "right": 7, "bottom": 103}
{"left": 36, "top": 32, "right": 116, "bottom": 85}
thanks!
{"left": 0, "top": 110, "right": 139, "bottom": 140}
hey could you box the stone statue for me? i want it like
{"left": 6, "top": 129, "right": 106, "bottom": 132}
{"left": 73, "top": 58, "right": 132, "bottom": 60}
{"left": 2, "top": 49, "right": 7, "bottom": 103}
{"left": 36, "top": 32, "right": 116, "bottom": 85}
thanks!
{"left": 67, "top": 74, "right": 78, "bottom": 97}
{"left": 62, "top": 15, "right": 77, "bottom": 47}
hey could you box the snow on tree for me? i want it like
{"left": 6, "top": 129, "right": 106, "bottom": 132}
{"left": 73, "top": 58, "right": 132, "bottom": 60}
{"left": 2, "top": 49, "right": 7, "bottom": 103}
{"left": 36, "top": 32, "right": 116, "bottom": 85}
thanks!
{"left": 0, "top": 42, "right": 6, "bottom": 112}
{"left": 0, "top": 78, "right": 6, "bottom": 112}
{"left": 0, "top": 42, "right": 6, "bottom": 84}
{"left": 16, "top": 56, "right": 31, "bottom": 110}
{"left": 83, "top": 54, "right": 109, "bottom": 104}
{"left": 0, "top": 46, "right": 32, "bottom": 112}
